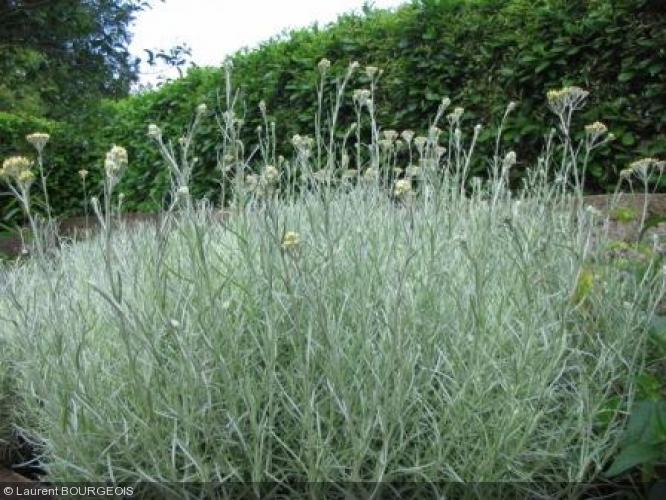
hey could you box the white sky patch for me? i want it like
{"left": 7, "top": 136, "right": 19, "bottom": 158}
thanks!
{"left": 130, "top": 0, "right": 406, "bottom": 87}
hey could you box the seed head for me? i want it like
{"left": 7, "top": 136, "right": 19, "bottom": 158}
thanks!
{"left": 393, "top": 179, "right": 412, "bottom": 198}
{"left": 401, "top": 130, "right": 414, "bottom": 144}
{"left": 292, "top": 134, "right": 314, "bottom": 154}
{"left": 104, "top": 145, "right": 128, "bottom": 179}
{"left": 503, "top": 151, "right": 517, "bottom": 170}
{"left": 26, "top": 132, "right": 50, "bottom": 152}
{"left": 413, "top": 137, "right": 427, "bottom": 155}
{"left": 352, "top": 89, "right": 372, "bottom": 107}
{"left": 262, "top": 165, "right": 279, "bottom": 184}
{"left": 378, "top": 139, "right": 393, "bottom": 152}
{"left": 629, "top": 157, "right": 665, "bottom": 178}
{"left": 448, "top": 107, "right": 464, "bottom": 124}
{"left": 1, "top": 156, "right": 33, "bottom": 178}
{"left": 406, "top": 165, "right": 421, "bottom": 178}
{"left": 317, "top": 58, "right": 331, "bottom": 73}
{"left": 147, "top": 124, "right": 161, "bottom": 139}
{"left": 78, "top": 169, "right": 89, "bottom": 180}
{"left": 365, "top": 66, "right": 379, "bottom": 79}
{"left": 413, "top": 136, "right": 427, "bottom": 148}
{"left": 546, "top": 86, "right": 589, "bottom": 114}
{"left": 382, "top": 130, "right": 398, "bottom": 143}
{"left": 584, "top": 121, "right": 608, "bottom": 138}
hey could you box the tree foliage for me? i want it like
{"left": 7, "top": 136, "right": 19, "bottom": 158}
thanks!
{"left": 0, "top": 0, "right": 154, "bottom": 118}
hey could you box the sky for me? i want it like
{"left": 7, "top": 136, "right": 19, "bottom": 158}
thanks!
{"left": 130, "top": 0, "right": 407, "bottom": 87}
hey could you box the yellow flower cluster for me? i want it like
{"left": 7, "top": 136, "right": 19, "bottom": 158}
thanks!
{"left": 282, "top": 231, "right": 300, "bottom": 250}
{"left": 317, "top": 58, "right": 331, "bottom": 73}
{"left": 405, "top": 165, "right": 421, "bottom": 178}
{"left": 394, "top": 179, "right": 412, "bottom": 198}
{"left": 378, "top": 139, "right": 393, "bottom": 152}
{"left": 618, "top": 157, "right": 665, "bottom": 181}
{"left": 382, "top": 130, "right": 398, "bottom": 143}
{"left": 365, "top": 66, "right": 379, "bottom": 79}
{"left": 147, "top": 124, "right": 162, "bottom": 139}
{"left": 242, "top": 166, "right": 282, "bottom": 196}
{"left": 1, "top": 156, "right": 32, "bottom": 178}
{"left": 401, "top": 130, "right": 414, "bottom": 144}
{"left": 262, "top": 165, "right": 279, "bottom": 185}
{"left": 363, "top": 167, "right": 379, "bottom": 181}
{"left": 291, "top": 134, "right": 315, "bottom": 153}
{"left": 352, "top": 89, "right": 372, "bottom": 107}
{"left": 26, "top": 132, "right": 50, "bottom": 152}
{"left": 104, "top": 145, "right": 128, "bottom": 179}
{"left": 584, "top": 121, "right": 608, "bottom": 137}
{"left": 447, "top": 107, "right": 464, "bottom": 125}
{"left": 629, "top": 157, "right": 664, "bottom": 171}
{"left": 1, "top": 156, "right": 35, "bottom": 186}
{"left": 546, "top": 86, "right": 589, "bottom": 113}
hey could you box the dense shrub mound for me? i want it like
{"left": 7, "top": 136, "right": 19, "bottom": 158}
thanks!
{"left": 2, "top": 0, "right": 665, "bottom": 224}
{"left": 0, "top": 182, "right": 658, "bottom": 496}
{"left": 0, "top": 19, "right": 664, "bottom": 490}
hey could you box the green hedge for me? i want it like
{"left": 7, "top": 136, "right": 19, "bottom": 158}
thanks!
{"left": 2, "top": 0, "right": 665, "bottom": 222}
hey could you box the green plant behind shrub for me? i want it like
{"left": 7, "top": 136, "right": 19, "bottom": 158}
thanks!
{"left": 87, "top": 0, "right": 666, "bottom": 216}
{"left": 1, "top": 0, "right": 664, "bottom": 226}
